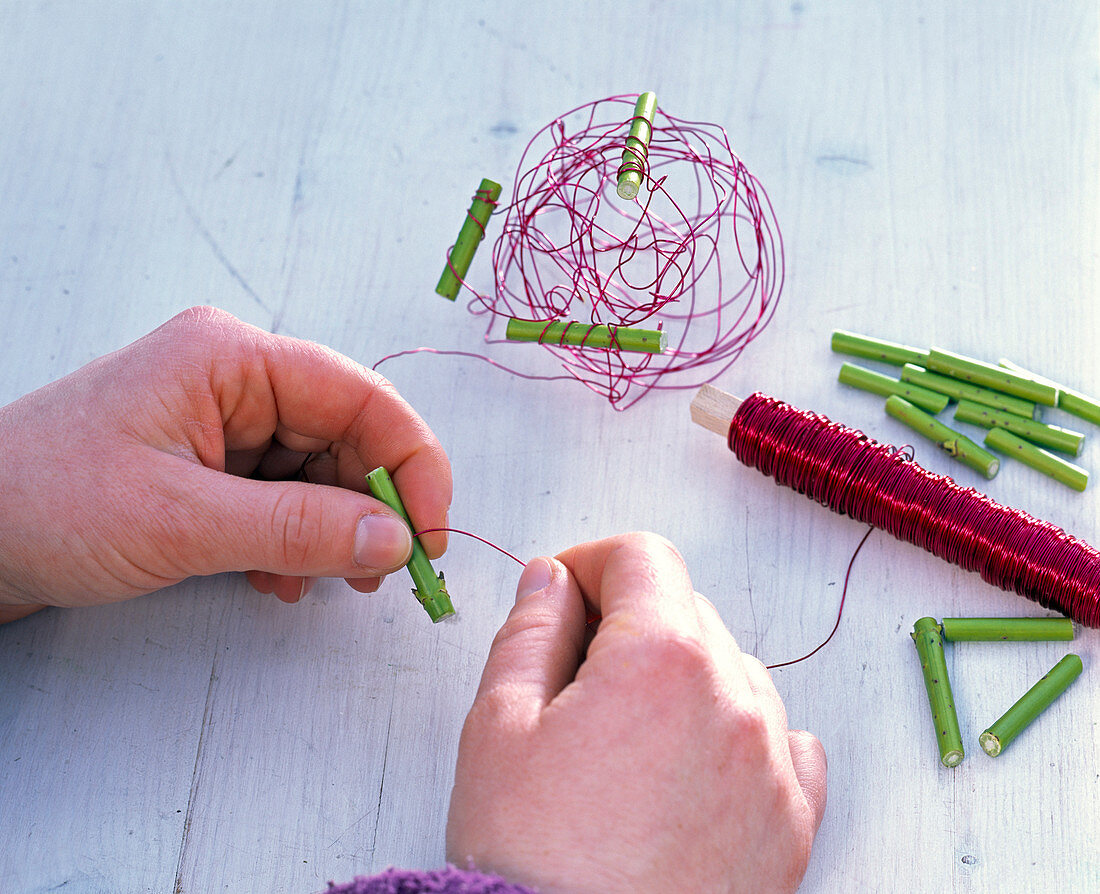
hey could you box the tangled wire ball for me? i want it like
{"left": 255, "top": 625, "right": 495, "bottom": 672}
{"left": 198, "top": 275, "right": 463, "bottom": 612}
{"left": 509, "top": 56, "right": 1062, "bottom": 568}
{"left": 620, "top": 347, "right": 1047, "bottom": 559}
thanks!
{"left": 467, "top": 94, "right": 784, "bottom": 410}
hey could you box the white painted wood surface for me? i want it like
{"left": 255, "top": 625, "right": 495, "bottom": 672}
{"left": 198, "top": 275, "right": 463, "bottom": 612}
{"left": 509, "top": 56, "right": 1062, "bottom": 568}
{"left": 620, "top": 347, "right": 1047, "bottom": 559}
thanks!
{"left": 1, "top": 2, "right": 1097, "bottom": 891}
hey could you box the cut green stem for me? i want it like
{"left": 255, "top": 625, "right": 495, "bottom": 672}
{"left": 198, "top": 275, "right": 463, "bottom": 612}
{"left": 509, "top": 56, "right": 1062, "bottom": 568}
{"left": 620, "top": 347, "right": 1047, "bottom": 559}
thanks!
{"left": 998, "top": 358, "right": 1100, "bottom": 427}
{"left": 505, "top": 318, "right": 666, "bottom": 354}
{"left": 900, "top": 364, "right": 1038, "bottom": 420}
{"left": 911, "top": 617, "right": 965, "bottom": 768}
{"left": 365, "top": 467, "right": 455, "bottom": 622}
{"left": 838, "top": 362, "right": 949, "bottom": 413}
{"left": 940, "top": 617, "right": 1075, "bottom": 642}
{"left": 617, "top": 92, "right": 657, "bottom": 200}
{"left": 926, "top": 348, "right": 1058, "bottom": 406}
{"left": 885, "top": 395, "right": 1000, "bottom": 479}
{"left": 953, "top": 400, "right": 1084, "bottom": 456}
{"left": 435, "top": 178, "right": 502, "bottom": 301}
{"left": 979, "top": 653, "right": 1083, "bottom": 757}
{"left": 830, "top": 330, "right": 928, "bottom": 367}
{"left": 983, "top": 428, "right": 1088, "bottom": 492}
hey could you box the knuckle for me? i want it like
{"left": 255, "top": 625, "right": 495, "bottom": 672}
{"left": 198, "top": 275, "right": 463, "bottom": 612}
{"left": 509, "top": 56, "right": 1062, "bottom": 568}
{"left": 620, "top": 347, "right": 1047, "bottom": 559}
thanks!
{"left": 637, "top": 631, "right": 713, "bottom": 678}
{"left": 604, "top": 632, "right": 717, "bottom": 705}
{"left": 611, "top": 532, "right": 692, "bottom": 592}
{"left": 154, "top": 306, "right": 246, "bottom": 365}
{"left": 347, "top": 373, "right": 414, "bottom": 443}
{"left": 467, "top": 686, "right": 513, "bottom": 726}
{"left": 492, "top": 603, "right": 557, "bottom": 649}
{"left": 741, "top": 653, "right": 769, "bottom": 676}
{"left": 735, "top": 702, "right": 772, "bottom": 747}
{"left": 463, "top": 685, "right": 530, "bottom": 741}
{"left": 270, "top": 488, "right": 327, "bottom": 569}
{"left": 713, "top": 701, "right": 773, "bottom": 768}
{"left": 169, "top": 304, "right": 237, "bottom": 334}
{"left": 624, "top": 530, "right": 684, "bottom": 564}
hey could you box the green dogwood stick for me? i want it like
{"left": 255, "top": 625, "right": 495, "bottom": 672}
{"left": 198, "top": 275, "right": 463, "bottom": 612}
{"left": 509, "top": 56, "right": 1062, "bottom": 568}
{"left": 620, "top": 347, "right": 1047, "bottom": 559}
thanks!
{"left": 983, "top": 428, "right": 1088, "bottom": 492}
{"left": 926, "top": 348, "right": 1059, "bottom": 406}
{"left": 365, "top": 467, "right": 455, "bottom": 623}
{"left": 838, "top": 362, "right": 949, "bottom": 413}
{"left": 617, "top": 92, "right": 657, "bottom": 200}
{"left": 900, "top": 364, "right": 1039, "bottom": 420}
{"left": 830, "top": 330, "right": 928, "bottom": 367}
{"left": 998, "top": 358, "right": 1100, "bottom": 427}
{"left": 505, "top": 318, "right": 667, "bottom": 354}
{"left": 436, "top": 178, "right": 502, "bottom": 301}
{"left": 885, "top": 395, "right": 999, "bottom": 479}
{"left": 979, "top": 653, "right": 1083, "bottom": 757}
{"left": 911, "top": 617, "right": 964, "bottom": 768}
{"left": 940, "top": 617, "right": 1075, "bottom": 642}
{"left": 953, "top": 400, "right": 1085, "bottom": 456}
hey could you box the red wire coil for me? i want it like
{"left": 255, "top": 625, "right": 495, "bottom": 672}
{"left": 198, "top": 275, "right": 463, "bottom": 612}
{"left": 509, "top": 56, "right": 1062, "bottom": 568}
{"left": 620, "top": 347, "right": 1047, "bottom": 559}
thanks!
{"left": 728, "top": 392, "right": 1100, "bottom": 626}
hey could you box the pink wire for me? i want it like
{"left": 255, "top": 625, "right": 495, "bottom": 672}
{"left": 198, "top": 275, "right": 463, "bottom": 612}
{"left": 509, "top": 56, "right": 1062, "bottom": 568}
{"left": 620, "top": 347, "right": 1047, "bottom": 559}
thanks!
{"left": 431, "top": 94, "right": 784, "bottom": 410}
{"left": 413, "top": 526, "right": 526, "bottom": 567}
{"left": 766, "top": 526, "right": 874, "bottom": 670}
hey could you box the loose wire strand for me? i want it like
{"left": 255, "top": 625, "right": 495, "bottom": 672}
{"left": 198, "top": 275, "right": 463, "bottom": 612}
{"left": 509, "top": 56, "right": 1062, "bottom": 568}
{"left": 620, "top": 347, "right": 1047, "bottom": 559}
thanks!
{"left": 412, "top": 526, "right": 526, "bottom": 568}
{"left": 765, "top": 526, "right": 874, "bottom": 670}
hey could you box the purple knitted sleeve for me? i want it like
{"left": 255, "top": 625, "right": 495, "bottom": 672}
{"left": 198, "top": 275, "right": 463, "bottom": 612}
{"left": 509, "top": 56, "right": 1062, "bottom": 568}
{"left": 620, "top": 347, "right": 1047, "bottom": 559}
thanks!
{"left": 326, "top": 865, "right": 539, "bottom": 894}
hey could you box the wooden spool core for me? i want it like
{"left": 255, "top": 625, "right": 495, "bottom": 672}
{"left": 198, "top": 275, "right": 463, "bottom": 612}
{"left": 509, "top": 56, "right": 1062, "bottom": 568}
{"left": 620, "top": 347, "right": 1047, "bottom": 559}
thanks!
{"left": 690, "top": 384, "right": 742, "bottom": 437}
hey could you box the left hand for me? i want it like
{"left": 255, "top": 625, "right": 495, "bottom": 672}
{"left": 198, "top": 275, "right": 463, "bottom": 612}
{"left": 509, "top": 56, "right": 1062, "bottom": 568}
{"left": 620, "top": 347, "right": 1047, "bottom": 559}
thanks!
{"left": 0, "top": 306, "right": 452, "bottom": 621}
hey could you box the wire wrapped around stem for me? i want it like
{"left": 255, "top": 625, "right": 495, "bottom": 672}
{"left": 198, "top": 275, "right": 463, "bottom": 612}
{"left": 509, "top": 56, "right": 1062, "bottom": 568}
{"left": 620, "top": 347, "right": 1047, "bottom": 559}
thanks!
{"left": 452, "top": 94, "right": 783, "bottom": 410}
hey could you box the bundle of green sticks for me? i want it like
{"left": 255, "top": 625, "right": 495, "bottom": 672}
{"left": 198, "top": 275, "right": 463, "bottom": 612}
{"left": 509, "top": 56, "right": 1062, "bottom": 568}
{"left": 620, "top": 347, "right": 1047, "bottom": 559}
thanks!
{"left": 831, "top": 330, "right": 1100, "bottom": 490}
{"left": 910, "top": 616, "right": 1082, "bottom": 767}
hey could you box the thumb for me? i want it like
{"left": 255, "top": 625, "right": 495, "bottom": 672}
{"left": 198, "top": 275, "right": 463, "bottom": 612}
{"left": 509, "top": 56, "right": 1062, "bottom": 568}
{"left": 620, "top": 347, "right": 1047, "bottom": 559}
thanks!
{"left": 170, "top": 463, "right": 414, "bottom": 578}
{"left": 473, "top": 557, "right": 588, "bottom": 722}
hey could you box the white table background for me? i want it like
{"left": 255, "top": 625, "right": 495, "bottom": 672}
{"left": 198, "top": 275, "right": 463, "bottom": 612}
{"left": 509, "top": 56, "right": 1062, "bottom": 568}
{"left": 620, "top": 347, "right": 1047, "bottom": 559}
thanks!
{"left": 1, "top": 2, "right": 1097, "bottom": 892}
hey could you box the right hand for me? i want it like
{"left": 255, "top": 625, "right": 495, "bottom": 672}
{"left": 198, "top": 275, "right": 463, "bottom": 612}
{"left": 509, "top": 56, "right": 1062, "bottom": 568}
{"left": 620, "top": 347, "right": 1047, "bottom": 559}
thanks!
{"left": 446, "top": 532, "right": 827, "bottom": 894}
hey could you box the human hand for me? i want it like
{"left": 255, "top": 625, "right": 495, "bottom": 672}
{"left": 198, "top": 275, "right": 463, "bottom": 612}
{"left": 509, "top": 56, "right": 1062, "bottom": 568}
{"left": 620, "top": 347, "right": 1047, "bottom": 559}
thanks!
{"left": 0, "top": 306, "right": 451, "bottom": 622}
{"left": 446, "top": 532, "right": 826, "bottom": 894}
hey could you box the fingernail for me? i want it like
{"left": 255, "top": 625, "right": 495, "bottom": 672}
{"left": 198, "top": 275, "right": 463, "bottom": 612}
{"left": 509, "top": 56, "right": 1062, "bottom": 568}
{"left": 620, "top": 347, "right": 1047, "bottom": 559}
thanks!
{"left": 516, "top": 557, "right": 553, "bottom": 602}
{"left": 354, "top": 513, "right": 413, "bottom": 570}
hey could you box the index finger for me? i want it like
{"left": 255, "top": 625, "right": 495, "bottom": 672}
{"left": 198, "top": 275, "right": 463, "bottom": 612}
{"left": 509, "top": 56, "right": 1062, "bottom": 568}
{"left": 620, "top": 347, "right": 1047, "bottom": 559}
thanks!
{"left": 556, "top": 532, "right": 752, "bottom": 697}
{"left": 162, "top": 308, "right": 453, "bottom": 557}
{"left": 555, "top": 532, "right": 726, "bottom": 647}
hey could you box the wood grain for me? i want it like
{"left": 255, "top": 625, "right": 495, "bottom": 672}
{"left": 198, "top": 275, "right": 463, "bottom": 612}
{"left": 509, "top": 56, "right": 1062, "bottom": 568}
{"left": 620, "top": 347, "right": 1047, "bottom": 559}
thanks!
{"left": 0, "top": 2, "right": 1097, "bottom": 892}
